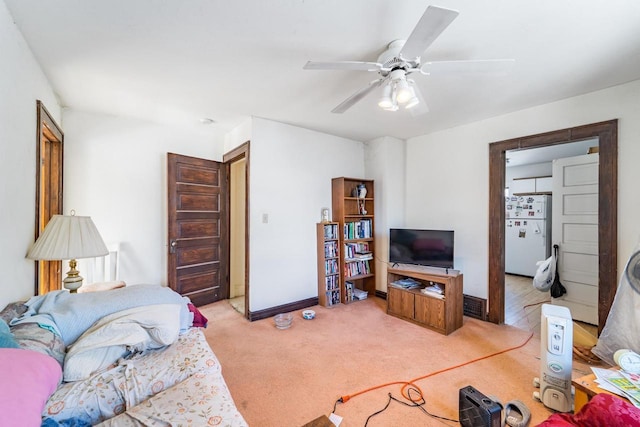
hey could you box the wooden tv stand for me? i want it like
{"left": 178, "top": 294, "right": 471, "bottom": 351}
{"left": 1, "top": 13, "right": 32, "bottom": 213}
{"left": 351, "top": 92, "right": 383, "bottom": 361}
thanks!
{"left": 386, "top": 268, "right": 463, "bottom": 335}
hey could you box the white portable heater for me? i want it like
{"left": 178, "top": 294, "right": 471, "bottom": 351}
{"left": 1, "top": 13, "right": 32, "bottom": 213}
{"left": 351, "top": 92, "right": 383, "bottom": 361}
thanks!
{"left": 533, "top": 304, "right": 573, "bottom": 412}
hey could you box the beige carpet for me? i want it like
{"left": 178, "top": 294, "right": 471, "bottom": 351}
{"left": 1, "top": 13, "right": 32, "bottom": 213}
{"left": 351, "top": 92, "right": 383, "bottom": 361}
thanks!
{"left": 199, "top": 297, "right": 595, "bottom": 427}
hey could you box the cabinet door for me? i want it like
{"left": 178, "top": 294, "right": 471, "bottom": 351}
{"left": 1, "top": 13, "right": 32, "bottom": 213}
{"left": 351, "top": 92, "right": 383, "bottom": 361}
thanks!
{"left": 415, "top": 294, "right": 445, "bottom": 330}
{"left": 535, "top": 176, "right": 553, "bottom": 192}
{"left": 511, "top": 178, "right": 535, "bottom": 194}
{"left": 388, "top": 287, "right": 414, "bottom": 318}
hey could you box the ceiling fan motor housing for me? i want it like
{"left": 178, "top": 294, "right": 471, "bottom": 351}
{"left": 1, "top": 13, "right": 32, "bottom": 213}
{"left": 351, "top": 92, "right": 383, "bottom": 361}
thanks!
{"left": 377, "top": 40, "right": 419, "bottom": 76}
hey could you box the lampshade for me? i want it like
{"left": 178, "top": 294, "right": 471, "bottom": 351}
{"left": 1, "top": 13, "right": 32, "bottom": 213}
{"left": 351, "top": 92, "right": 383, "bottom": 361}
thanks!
{"left": 27, "top": 214, "right": 108, "bottom": 261}
{"left": 27, "top": 214, "right": 108, "bottom": 293}
{"left": 395, "top": 78, "right": 413, "bottom": 104}
{"left": 377, "top": 84, "right": 394, "bottom": 109}
{"left": 404, "top": 85, "right": 420, "bottom": 109}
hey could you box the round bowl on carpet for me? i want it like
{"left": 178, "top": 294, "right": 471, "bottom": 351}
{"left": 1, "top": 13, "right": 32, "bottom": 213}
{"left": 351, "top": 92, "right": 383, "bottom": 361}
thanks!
{"left": 274, "top": 313, "right": 293, "bottom": 329}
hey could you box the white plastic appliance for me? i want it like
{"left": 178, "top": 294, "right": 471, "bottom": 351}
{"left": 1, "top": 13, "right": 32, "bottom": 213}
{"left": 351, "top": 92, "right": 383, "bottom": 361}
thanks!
{"left": 533, "top": 304, "right": 573, "bottom": 412}
{"left": 505, "top": 195, "right": 552, "bottom": 277}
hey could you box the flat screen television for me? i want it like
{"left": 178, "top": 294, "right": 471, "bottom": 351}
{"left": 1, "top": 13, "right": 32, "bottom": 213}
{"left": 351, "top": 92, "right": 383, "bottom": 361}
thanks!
{"left": 389, "top": 228, "right": 454, "bottom": 269}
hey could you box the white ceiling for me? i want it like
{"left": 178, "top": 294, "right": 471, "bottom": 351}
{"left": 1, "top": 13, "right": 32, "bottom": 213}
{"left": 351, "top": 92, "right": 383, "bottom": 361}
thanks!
{"left": 506, "top": 138, "right": 598, "bottom": 168}
{"left": 5, "top": 1, "right": 640, "bottom": 142}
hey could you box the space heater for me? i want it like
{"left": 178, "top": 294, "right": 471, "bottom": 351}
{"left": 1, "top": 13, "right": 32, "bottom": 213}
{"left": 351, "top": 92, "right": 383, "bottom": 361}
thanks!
{"left": 533, "top": 304, "right": 573, "bottom": 412}
{"left": 459, "top": 385, "right": 502, "bottom": 427}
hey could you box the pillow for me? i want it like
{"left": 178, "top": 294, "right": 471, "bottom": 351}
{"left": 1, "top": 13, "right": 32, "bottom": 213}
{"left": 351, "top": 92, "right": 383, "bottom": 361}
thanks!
{"left": 537, "top": 393, "right": 640, "bottom": 426}
{"left": 0, "top": 319, "right": 20, "bottom": 348}
{"left": 0, "top": 301, "right": 27, "bottom": 324}
{"left": 0, "top": 348, "right": 62, "bottom": 427}
{"left": 77, "top": 280, "right": 126, "bottom": 293}
{"left": 11, "top": 323, "right": 66, "bottom": 367}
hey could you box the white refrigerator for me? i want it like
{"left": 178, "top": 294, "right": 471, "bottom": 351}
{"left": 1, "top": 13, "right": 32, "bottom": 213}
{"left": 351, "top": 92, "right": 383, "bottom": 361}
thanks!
{"left": 505, "top": 195, "right": 552, "bottom": 277}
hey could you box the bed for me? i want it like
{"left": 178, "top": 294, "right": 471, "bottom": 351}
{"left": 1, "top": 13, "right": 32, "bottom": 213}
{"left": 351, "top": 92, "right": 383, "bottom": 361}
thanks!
{"left": 0, "top": 285, "right": 248, "bottom": 427}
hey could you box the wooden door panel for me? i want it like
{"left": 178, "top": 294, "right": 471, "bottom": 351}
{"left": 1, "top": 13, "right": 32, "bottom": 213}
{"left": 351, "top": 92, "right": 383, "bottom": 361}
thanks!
{"left": 178, "top": 193, "right": 219, "bottom": 211}
{"left": 177, "top": 164, "right": 219, "bottom": 184}
{"left": 179, "top": 220, "right": 218, "bottom": 239}
{"left": 168, "top": 153, "right": 227, "bottom": 306}
{"left": 177, "top": 246, "right": 219, "bottom": 265}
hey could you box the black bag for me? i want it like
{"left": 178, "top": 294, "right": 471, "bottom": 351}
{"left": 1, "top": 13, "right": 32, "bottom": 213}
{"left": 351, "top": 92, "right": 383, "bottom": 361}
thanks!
{"left": 550, "top": 244, "right": 567, "bottom": 298}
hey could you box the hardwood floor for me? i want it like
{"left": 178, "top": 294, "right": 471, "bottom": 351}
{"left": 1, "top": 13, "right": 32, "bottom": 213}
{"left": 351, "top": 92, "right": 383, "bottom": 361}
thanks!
{"left": 505, "top": 274, "right": 550, "bottom": 335}
{"left": 505, "top": 274, "right": 598, "bottom": 339}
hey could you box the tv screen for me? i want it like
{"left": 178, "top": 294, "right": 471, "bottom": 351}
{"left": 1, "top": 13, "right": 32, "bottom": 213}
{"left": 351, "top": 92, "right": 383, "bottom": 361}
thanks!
{"left": 389, "top": 228, "right": 454, "bottom": 269}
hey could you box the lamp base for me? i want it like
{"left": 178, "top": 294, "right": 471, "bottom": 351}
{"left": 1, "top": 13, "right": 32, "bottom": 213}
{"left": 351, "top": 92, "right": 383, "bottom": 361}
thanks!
{"left": 63, "top": 259, "right": 84, "bottom": 293}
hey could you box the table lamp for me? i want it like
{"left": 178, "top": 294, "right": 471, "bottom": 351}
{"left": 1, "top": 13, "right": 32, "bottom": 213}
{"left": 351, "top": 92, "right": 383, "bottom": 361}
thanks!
{"left": 26, "top": 212, "right": 108, "bottom": 293}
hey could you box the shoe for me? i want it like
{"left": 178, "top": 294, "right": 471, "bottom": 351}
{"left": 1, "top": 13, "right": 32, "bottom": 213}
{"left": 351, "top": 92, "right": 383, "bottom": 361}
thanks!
{"left": 504, "top": 400, "right": 531, "bottom": 427}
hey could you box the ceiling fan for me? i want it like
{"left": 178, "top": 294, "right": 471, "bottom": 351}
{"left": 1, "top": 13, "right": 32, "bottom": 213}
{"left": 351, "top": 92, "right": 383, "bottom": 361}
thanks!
{"left": 303, "top": 5, "right": 513, "bottom": 114}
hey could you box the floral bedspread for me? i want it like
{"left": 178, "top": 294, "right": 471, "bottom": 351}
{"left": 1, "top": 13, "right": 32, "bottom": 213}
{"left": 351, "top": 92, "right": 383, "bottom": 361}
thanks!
{"left": 96, "top": 370, "right": 248, "bottom": 427}
{"left": 43, "top": 328, "right": 246, "bottom": 426}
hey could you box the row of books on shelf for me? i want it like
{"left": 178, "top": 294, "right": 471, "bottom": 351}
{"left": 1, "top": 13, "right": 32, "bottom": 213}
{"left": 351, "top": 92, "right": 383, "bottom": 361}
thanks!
{"left": 325, "top": 274, "right": 339, "bottom": 291}
{"left": 324, "top": 241, "right": 338, "bottom": 258}
{"left": 324, "top": 259, "right": 339, "bottom": 275}
{"left": 325, "top": 288, "right": 341, "bottom": 306}
{"left": 322, "top": 224, "right": 339, "bottom": 240}
{"left": 344, "top": 242, "right": 371, "bottom": 260}
{"left": 344, "top": 219, "right": 372, "bottom": 240}
{"left": 345, "top": 259, "right": 371, "bottom": 278}
{"left": 344, "top": 281, "right": 368, "bottom": 302}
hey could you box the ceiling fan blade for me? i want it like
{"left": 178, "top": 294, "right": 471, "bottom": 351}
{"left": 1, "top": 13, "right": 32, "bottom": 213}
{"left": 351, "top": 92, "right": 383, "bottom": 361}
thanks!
{"left": 303, "top": 61, "right": 382, "bottom": 72}
{"left": 331, "top": 79, "right": 385, "bottom": 114}
{"left": 399, "top": 6, "right": 459, "bottom": 60}
{"left": 408, "top": 84, "right": 429, "bottom": 117}
{"left": 421, "top": 59, "right": 515, "bottom": 76}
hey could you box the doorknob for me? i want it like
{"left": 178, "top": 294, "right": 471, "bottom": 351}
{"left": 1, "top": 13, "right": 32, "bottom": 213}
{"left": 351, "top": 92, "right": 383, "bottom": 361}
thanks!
{"left": 169, "top": 240, "right": 177, "bottom": 254}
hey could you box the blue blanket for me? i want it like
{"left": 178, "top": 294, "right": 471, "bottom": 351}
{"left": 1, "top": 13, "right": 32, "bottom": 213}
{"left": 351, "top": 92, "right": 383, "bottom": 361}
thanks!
{"left": 11, "top": 285, "right": 191, "bottom": 346}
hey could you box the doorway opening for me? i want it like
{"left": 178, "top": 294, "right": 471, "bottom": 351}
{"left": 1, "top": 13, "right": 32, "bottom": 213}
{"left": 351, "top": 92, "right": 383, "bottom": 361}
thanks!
{"left": 503, "top": 140, "right": 598, "bottom": 333}
{"left": 34, "top": 100, "right": 64, "bottom": 295}
{"left": 224, "top": 142, "right": 250, "bottom": 318}
{"left": 488, "top": 120, "right": 617, "bottom": 334}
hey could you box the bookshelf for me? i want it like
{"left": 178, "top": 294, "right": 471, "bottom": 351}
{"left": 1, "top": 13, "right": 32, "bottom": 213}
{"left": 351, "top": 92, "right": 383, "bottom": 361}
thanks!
{"left": 316, "top": 222, "right": 341, "bottom": 307}
{"left": 332, "top": 177, "right": 375, "bottom": 303}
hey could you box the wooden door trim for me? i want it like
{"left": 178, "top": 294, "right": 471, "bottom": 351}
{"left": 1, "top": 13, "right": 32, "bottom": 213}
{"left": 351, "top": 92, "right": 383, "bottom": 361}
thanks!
{"left": 223, "top": 141, "right": 250, "bottom": 318}
{"left": 34, "top": 100, "right": 64, "bottom": 295}
{"left": 488, "top": 120, "right": 617, "bottom": 333}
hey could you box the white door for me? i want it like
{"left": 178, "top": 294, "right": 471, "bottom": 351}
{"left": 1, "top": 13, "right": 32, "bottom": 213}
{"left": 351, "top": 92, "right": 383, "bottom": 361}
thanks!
{"left": 551, "top": 153, "right": 599, "bottom": 324}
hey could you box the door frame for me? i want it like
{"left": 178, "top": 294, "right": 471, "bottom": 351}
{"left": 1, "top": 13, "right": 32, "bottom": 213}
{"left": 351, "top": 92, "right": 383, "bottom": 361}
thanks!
{"left": 488, "top": 120, "right": 617, "bottom": 333}
{"left": 34, "top": 100, "right": 64, "bottom": 295}
{"left": 223, "top": 142, "right": 250, "bottom": 318}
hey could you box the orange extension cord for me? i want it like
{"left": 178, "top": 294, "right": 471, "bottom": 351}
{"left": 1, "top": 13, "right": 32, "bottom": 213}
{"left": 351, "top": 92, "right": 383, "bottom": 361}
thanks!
{"left": 338, "top": 329, "right": 535, "bottom": 405}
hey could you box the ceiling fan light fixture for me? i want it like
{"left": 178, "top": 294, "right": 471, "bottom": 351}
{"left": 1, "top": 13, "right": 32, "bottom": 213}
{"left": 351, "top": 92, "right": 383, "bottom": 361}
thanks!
{"left": 404, "top": 86, "right": 420, "bottom": 109}
{"left": 377, "top": 83, "right": 394, "bottom": 109}
{"left": 395, "top": 78, "right": 413, "bottom": 104}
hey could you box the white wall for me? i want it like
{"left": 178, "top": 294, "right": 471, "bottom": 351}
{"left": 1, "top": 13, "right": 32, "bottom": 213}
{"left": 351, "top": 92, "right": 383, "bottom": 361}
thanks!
{"left": 224, "top": 117, "right": 252, "bottom": 153}
{"left": 63, "top": 110, "right": 223, "bottom": 287}
{"left": 0, "top": 1, "right": 61, "bottom": 309}
{"left": 248, "top": 118, "right": 365, "bottom": 312}
{"left": 406, "top": 79, "right": 640, "bottom": 300}
{"left": 364, "top": 137, "right": 406, "bottom": 292}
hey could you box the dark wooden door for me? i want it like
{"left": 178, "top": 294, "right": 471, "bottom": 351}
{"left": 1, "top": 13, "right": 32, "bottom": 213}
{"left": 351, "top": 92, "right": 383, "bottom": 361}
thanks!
{"left": 167, "top": 153, "right": 228, "bottom": 306}
{"left": 35, "top": 101, "right": 64, "bottom": 295}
